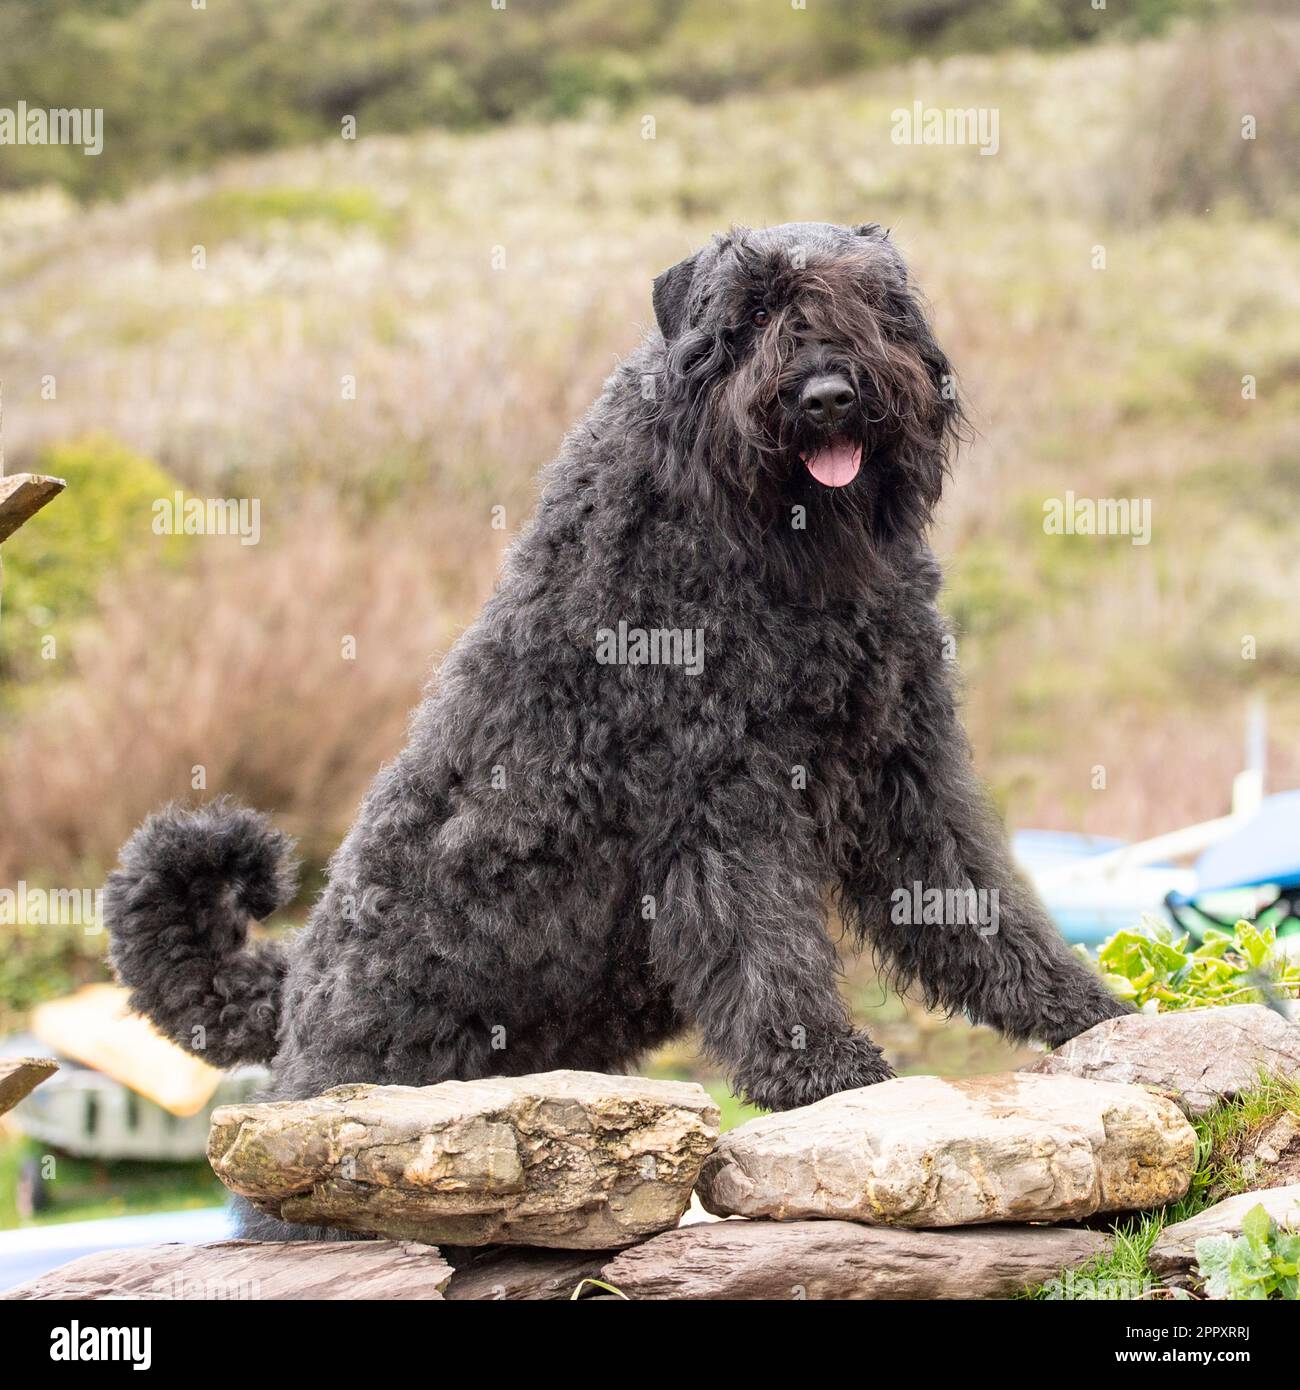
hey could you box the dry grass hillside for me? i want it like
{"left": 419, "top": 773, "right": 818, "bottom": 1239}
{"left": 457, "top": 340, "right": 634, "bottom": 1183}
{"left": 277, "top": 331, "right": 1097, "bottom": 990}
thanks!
{"left": 0, "top": 14, "right": 1297, "bottom": 908}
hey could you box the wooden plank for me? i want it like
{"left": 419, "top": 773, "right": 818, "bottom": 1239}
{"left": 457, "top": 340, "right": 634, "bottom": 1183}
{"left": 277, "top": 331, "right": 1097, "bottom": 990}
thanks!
{"left": 0, "top": 1057, "right": 58, "bottom": 1117}
{"left": 2, "top": 1239, "right": 454, "bottom": 1301}
{"left": 0, "top": 473, "right": 65, "bottom": 543}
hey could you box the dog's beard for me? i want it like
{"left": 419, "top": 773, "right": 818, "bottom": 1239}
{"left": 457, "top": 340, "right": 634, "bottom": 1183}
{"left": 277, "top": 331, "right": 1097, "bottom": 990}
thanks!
{"left": 698, "top": 395, "right": 876, "bottom": 521}
{"left": 656, "top": 338, "right": 955, "bottom": 596}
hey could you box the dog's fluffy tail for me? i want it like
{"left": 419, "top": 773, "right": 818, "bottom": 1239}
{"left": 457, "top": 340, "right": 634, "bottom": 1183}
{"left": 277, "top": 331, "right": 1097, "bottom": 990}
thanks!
{"left": 104, "top": 799, "right": 297, "bottom": 1068}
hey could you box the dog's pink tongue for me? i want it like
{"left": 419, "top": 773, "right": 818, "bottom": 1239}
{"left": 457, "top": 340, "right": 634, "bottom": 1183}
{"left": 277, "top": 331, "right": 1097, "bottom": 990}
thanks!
{"left": 801, "top": 440, "right": 862, "bottom": 487}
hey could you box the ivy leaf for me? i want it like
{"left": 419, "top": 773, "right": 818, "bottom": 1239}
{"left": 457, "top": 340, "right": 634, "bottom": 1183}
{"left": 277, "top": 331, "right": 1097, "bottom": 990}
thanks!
{"left": 1194, "top": 1234, "right": 1234, "bottom": 1298}
{"left": 1241, "top": 1203, "right": 1272, "bottom": 1250}
{"left": 1195, "top": 1214, "right": 1300, "bottom": 1300}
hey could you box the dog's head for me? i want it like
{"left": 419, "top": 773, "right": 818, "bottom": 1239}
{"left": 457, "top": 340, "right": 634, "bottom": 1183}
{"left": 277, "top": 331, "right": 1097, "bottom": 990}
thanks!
{"left": 650, "top": 222, "right": 963, "bottom": 564}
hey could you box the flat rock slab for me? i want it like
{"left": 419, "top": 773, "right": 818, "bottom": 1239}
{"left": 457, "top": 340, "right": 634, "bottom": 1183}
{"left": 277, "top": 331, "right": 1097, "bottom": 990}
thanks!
{"left": 1027, "top": 1004, "right": 1300, "bottom": 1116}
{"left": 0, "top": 1057, "right": 58, "bottom": 1116}
{"left": 444, "top": 1246, "right": 611, "bottom": 1300}
{"left": 1148, "top": 1184, "right": 1300, "bottom": 1286}
{"left": 2, "top": 1240, "right": 452, "bottom": 1300}
{"left": 210, "top": 1069, "right": 719, "bottom": 1249}
{"left": 601, "top": 1219, "right": 1110, "bottom": 1300}
{"left": 697, "top": 1072, "right": 1194, "bottom": 1227}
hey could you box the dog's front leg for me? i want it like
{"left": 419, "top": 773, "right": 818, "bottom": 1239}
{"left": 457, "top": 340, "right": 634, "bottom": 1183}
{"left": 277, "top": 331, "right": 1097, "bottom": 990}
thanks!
{"left": 838, "top": 677, "right": 1130, "bottom": 1046}
{"left": 650, "top": 830, "right": 892, "bottom": 1112}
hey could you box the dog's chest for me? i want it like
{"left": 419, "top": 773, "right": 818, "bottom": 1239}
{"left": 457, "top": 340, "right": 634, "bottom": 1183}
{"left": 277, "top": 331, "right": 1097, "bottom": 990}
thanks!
{"left": 732, "top": 596, "right": 906, "bottom": 734}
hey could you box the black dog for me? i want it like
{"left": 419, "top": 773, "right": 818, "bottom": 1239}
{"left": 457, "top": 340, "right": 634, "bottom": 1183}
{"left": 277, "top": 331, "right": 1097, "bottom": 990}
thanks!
{"left": 108, "top": 222, "right": 1126, "bottom": 1179}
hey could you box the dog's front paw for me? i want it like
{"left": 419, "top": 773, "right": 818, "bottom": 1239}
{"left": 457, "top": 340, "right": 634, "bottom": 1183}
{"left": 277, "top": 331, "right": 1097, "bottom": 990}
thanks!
{"left": 738, "top": 1031, "right": 894, "bottom": 1112}
{"left": 1039, "top": 984, "right": 1135, "bottom": 1048}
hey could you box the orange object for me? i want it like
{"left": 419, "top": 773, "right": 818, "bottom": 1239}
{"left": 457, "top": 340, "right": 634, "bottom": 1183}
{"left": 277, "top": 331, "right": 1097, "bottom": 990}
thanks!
{"left": 30, "top": 984, "right": 223, "bottom": 1117}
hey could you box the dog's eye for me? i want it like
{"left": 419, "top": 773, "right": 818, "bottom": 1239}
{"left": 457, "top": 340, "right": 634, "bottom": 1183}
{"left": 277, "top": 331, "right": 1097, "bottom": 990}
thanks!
{"left": 751, "top": 308, "right": 769, "bottom": 328}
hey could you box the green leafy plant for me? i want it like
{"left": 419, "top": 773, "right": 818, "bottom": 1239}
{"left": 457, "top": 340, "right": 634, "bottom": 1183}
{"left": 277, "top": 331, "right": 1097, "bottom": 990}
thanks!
{"left": 1194, "top": 1203, "right": 1300, "bottom": 1300}
{"left": 1082, "top": 914, "right": 1300, "bottom": 1012}
{"left": 2, "top": 434, "right": 189, "bottom": 631}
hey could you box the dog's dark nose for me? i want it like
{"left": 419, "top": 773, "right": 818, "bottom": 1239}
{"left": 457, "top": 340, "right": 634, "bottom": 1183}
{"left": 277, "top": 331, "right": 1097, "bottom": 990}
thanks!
{"left": 799, "top": 375, "right": 856, "bottom": 427}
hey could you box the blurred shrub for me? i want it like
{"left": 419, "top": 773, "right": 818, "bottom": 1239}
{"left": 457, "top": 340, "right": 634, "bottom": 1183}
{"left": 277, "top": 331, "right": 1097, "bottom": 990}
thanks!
{"left": 0, "top": 0, "right": 1235, "bottom": 198}
{"left": 0, "top": 501, "right": 496, "bottom": 888}
{"left": 0, "top": 919, "right": 106, "bottom": 1035}
{"left": 943, "top": 539, "right": 1034, "bottom": 638}
{"left": 543, "top": 52, "right": 646, "bottom": 118}
{"left": 2, "top": 436, "right": 188, "bottom": 642}
{"left": 1104, "top": 14, "right": 1300, "bottom": 219}
{"left": 166, "top": 186, "right": 400, "bottom": 249}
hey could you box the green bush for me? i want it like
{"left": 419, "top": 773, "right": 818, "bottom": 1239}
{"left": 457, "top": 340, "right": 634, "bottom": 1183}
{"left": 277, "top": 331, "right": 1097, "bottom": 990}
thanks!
{"left": 543, "top": 52, "right": 645, "bottom": 118}
{"left": 943, "top": 540, "right": 1034, "bottom": 638}
{"left": 0, "top": 0, "right": 1231, "bottom": 199}
{"left": 168, "top": 187, "right": 400, "bottom": 250}
{"left": 0, "top": 919, "right": 106, "bottom": 1036}
{"left": 2, "top": 435, "right": 188, "bottom": 634}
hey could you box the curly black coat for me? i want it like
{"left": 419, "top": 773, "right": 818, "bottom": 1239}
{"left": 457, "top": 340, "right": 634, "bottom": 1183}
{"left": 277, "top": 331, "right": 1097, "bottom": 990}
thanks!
{"left": 106, "top": 222, "right": 1127, "bottom": 1234}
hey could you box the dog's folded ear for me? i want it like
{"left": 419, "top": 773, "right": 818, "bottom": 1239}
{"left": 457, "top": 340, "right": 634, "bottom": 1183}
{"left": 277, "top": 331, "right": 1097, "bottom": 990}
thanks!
{"left": 652, "top": 250, "right": 701, "bottom": 342}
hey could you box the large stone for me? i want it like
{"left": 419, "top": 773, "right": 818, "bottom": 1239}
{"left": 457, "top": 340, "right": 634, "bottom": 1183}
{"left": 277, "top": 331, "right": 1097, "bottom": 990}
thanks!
{"left": 601, "top": 1219, "right": 1111, "bottom": 1300}
{"left": 697, "top": 1072, "right": 1194, "bottom": 1227}
{"left": 1027, "top": 1004, "right": 1300, "bottom": 1116}
{"left": 2, "top": 1240, "right": 453, "bottom": 1300}
{"left": 0, "top": 1057, "right": 58, "bottom": 1116}
{"left": 1148, "top": 1184, "right": 1300, "bottom": 1286}
{"left": 209, "top": 1070, "right": 718, "bottom": 1249}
